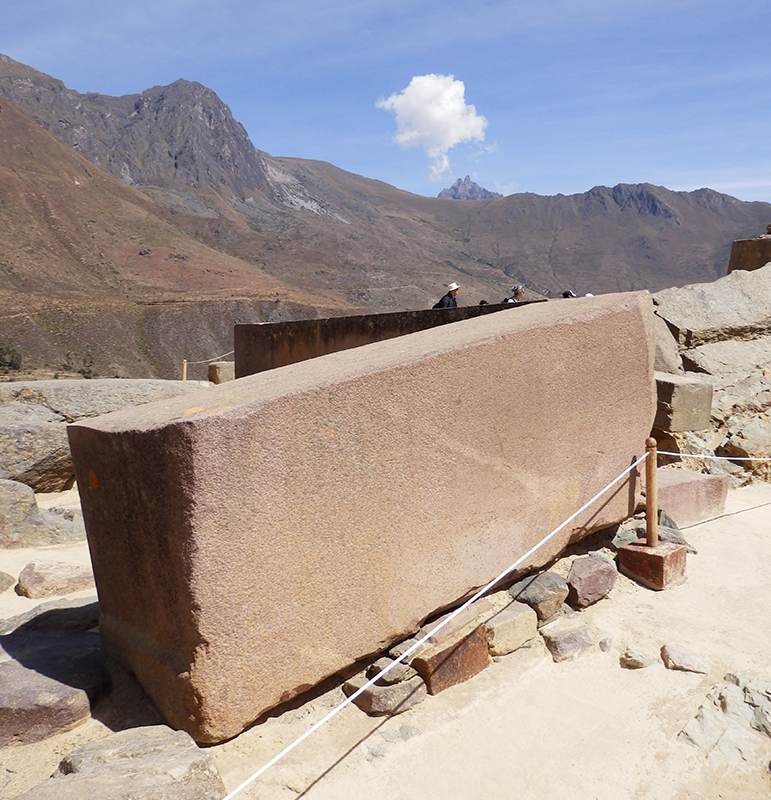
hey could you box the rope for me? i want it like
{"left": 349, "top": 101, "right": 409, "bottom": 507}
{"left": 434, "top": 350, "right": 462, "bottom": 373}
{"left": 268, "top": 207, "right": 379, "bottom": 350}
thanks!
{"left": 220, "top": 451, "right": 650, "bottom": 800}
{"left": 658, "top": 450, "right": 771, "bottom": 462}
{"left": 184, "top": 349, "right": 235, "bottom": 365}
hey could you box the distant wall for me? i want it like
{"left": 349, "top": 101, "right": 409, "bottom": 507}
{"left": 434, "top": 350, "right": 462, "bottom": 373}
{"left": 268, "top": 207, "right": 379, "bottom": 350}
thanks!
{"left": 728, "top": 238, "right": 771, "bottom": 274}
{"left": 234, "top": 301, "right": 546, "bottom": 376}
{"left": 68, "top": 291, "right": 656, "bottom": 743}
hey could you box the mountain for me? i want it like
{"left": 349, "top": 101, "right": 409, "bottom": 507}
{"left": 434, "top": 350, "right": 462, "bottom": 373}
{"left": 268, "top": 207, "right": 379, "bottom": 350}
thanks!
{"left": 438, "top": 176, "right": 503, "bottom": 200}
{"left": 1, "top": 54, "right": 770, "bottom": 380}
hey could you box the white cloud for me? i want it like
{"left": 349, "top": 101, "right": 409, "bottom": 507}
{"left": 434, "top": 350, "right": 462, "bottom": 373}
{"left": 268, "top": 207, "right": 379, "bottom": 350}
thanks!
{"left": 377, "top": 74, "right": 487, "bottom": 181}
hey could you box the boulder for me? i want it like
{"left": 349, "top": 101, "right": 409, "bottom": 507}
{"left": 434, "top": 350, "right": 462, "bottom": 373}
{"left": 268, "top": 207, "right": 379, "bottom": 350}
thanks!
{"left": 0, "top": 479, "right": 85, "bottom": 547}
{"left": 15, "top": 559, "right": 95, "bottom": 599}
{"left": 0, "top": 630, "right": 109, "bottom": 746}
{"left": 0, "top": 595, "right": 100, "bottom": 635}
{"left": 653, "top": 262, "right": 771, "bottom": 348}
{"left": 653, "top": 314, "right": 683, "bottom": 374}
{"left": 14, "top": 725, "right": 227, "bottom": 800}
{"left": 66, "top": 292, "right": 656, "bottom": 742}
{"left": 540, "top": 621, "right": 595, "bottom": 662}
{"left": 0, "top": 379, "right": 209, "bottom": 491}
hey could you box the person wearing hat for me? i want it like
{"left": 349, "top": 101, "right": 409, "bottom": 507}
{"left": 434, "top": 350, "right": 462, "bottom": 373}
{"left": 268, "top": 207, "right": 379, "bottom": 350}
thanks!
{"left": 433, "top": 282, "right": 460, "bottom": 308}
{"left": 562, "top": 289, "right": 577, "bottom": 298}
{"left": 505, "top": 285, "right": 525, "bottom": 304}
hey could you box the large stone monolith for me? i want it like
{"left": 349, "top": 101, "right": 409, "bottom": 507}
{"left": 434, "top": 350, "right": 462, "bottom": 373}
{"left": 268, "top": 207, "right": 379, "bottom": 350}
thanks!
{"left": 67, "top": 291, "right": 656, "bottom": 742}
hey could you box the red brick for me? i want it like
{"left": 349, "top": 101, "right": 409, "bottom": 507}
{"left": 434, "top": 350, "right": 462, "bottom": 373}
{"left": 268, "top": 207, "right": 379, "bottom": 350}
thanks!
{"left": 618, "top": 540, "right": 686, "bottom": 590}
{"left": 411, "top": 624, "right": 491, "bottom": 695}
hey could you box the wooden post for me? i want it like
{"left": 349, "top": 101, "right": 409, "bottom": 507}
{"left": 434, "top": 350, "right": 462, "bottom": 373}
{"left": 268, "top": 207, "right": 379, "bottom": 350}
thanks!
{"left": 646, "top": 437, "right": 658, "bottom": 547}
{"left": 182, "top": 359, "right": 187, "bottom": 381}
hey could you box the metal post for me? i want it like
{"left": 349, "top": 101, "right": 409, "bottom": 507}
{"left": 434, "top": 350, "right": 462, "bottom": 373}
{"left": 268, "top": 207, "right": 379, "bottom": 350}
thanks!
{"left": 182, "top": 359, "right": 187, "bottom": 381}
{"left": 646, "top": 437, "right": 658, "bottom": 547}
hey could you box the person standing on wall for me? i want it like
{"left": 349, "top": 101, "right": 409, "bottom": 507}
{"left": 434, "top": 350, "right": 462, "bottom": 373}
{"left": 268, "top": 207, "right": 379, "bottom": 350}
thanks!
{"left": 433, "top": 282, "right": 460, "bottom": 308}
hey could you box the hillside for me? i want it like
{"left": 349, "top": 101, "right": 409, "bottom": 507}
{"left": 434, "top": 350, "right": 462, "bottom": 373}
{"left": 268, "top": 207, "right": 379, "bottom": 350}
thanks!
{"left": 1, "top": 53, "right": 770, "bottom": 379}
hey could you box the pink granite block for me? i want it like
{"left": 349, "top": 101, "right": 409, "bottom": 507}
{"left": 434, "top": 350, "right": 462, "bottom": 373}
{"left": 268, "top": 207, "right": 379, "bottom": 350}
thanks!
{"left": 655, "top": 470, "right": 729, "bottom": 527}
{"left": 67, "top": 291, "right": 656, "bottom": 742}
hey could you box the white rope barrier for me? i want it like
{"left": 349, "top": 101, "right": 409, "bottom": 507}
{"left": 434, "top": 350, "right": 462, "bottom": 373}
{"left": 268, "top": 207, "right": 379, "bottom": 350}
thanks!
{"left": 220, "top": 451, "right": 650, "bottom": 800}
{"left": 658, "top": 450, "right": 771, "bottom": 462}
{"left": 185, "top": 349, "right": 235, "bottom": 366}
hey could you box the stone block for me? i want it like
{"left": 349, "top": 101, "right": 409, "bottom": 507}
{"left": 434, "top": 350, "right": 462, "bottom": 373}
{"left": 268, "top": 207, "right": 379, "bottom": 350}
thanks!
{"left": 411, "top": 624, "right": 491, "bottom": 695}
{"left": 617, "top": 540, "right": 687, "bottom": 590}
{"left": 418, "top": 597, "right": 495, "bottom": 646}
{"left": 207, "top": 361, "right": 235, "bottom": 384}
{"left": 485, "top": 602, "right": 538, "bottom": 656}
{"left": 67, "top": 291, "right": 656, "bottom": 742}
{"left": 15, "top": 559, "right": 95, "bottom": 599}
{"left": 343, "top": 673, "right": 427, "bottom": 715}
{"left": 654, "top": 371, "right": 713, "bottom": 432}
{"left": 655, "top": 469, "right": 729, "bottom": 526}
{"left": 566, "top": 555, "right": 617, "bottom": 608}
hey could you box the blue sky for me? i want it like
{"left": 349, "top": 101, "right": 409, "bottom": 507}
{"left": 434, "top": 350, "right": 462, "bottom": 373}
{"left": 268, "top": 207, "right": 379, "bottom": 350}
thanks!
{"left": 3, "top": 0, "right": 770, "bottom": 202}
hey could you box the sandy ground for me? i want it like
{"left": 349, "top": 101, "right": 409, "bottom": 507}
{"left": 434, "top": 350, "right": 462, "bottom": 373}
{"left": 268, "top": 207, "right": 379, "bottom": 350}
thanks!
{"left": 1, "top": 483, "right": 771, "bottom": 799}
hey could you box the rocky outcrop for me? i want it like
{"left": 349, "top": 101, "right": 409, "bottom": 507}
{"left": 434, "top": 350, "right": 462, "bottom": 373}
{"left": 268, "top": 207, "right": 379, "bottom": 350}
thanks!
{"left": 0, "top": 379, "right": 210, "bottom": 491}
{"left": 0, "top": 479, "right": 84, "bottom": 547}
{"left": 652, "top": 262, "right": 771, "bottom": 485}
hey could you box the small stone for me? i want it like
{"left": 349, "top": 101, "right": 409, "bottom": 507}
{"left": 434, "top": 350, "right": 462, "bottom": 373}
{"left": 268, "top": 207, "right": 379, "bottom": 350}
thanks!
{"left": 400, "top": 724, "right": 419, "bottom": 741}
{"left": 599, "top": 638, "right": 612, "bottom": 652}
{"left": 509, "top": 572, "right": 569, "bottom": 620}
{"left": 389, "top": 638, "right": 424, "bottom": 661}
{"left": 540, "top": 622, "right": 594, "bottom": 663}
{"left": 0, "top": 571, "right": 14, "bottom": 593}
{"left": 366, "top": 657, "right": 418, "bottom": 685}
{"left": 620, "top": 648, "right": 653, "bottom": 669}
{"left": 567, "top": 556, "right": 617, "bottom": 608}
{"left": 380, "top": 728, "right": 398, "bottom": 743}
{"left": 343, "top": 674, "right": 427, "bottom": 716}
{"left": 661, "top": 643, "right": 710, "bottom": 674}
{"left": 485, "top": 602, "right": 537, "bottom": 656}
{"left": 367, "top": 745, "right": 384, "bottom": 760}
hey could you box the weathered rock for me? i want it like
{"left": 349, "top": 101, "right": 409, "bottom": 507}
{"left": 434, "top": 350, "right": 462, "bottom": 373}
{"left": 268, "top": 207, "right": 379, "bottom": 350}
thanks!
{"left": 661, "top": 643, "right": 710, "bottom": 674}
{"left": 419, "top": 598, "right": 495, "bottom": 645}
{"left": 0, "top": 479, "right": 85, "bottom": 547}
{"left": 0, "top": 630, "right": 109, "bottom": 746}
{"left": 15, "top": 559, "right": 95, "bottom": 599}
{"left": 0, "top": 571, "right": 14, "bottom": 593}
{"left": 66, "top": 292, "right": 656, "bottom": 742}
{"left": 0, "top": 595, "right": 100, "bottom": 635}
{"left": 540, "top": 621, "right": 594, "bottom": 662}
{"left": 617, "top": 521, "right": 697, "bottom": 554}
{"left": 485, "top": 602, "right": 538, "bottom": 656}
{"left": 566, "top": 556, "right": 617, "bottom": 608}
{"left": 14, "top": 725, "right": 227, "bottom": 800}
{"left": 208, "top": 361, "right": 235, "bottom": 384}
{"left": 411, "top": 624, "right": 491, "bottom": 694}
{"left": 618, "top": 541, "right": 687, "bottom": 590}
{"left": 679, "top": 702, "right": 728, "bottom": 751}
{"left": 620, "top": 648, "right": 653, "bottom": 669}
{"left": 653, "top": 313, "right": 683, "bottom": 374}
{"left": 343, "top": 673, "right": 427, "bottom": 716}
{"left": 509, "top": 572, "right": 570, "bottom": 620}
{"left": 389, "top": 638, "right": 425, "bottom": 661}
{"left": 653, "top": 262, "right": 771, "bottom": 348}
{"left": 682, "top": 336, "right": 771, "bottom": 379}
{"left": 0, "top": 380, "right": 209, "bottom": 492}
{"left": 366, "top": 656, "right": 418, "bottom": 685}
{"left": 654, "top": 371, "right": 713, "bottom": 432}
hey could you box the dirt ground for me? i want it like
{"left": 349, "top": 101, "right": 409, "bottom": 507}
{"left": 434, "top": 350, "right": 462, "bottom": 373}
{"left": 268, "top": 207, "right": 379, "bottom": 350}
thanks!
{"left": 2, "top": 483, "right": 771, "bottom": 800}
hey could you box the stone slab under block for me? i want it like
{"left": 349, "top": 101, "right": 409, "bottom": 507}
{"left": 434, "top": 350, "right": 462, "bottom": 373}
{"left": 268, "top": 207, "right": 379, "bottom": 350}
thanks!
{"left": 410, "top": 624, "right": 491, "bottom": 695}
{"left": 66, "top": 291, "right": 656, "bottom": 742}
{"left": 617, "top": 540, "right": 687, "bottom": 590}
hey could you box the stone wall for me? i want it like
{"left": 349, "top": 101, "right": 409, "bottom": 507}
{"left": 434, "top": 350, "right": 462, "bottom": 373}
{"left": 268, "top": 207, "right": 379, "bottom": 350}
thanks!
{"left": 234, "top": 301, "right": 545, "bottom": 376}
{"left": 67, "top": 291, "right": 656, "bottom": 743}
{"left": 727, "top": 237, "right": 771, "bottom": 274}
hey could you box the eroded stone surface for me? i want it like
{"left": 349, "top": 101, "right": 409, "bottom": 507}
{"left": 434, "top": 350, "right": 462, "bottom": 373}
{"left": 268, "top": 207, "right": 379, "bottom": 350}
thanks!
{"left": 14, "top": 725, "right": 226, "bottom": 800}
{"left": 0, "top": 479, "right": 84, "bottom": 548}
{"left": 15, "top": 559, "right": 95, "bottom": 599}
{"left": 485, "top": 602, "right": 537, "bottom": 656}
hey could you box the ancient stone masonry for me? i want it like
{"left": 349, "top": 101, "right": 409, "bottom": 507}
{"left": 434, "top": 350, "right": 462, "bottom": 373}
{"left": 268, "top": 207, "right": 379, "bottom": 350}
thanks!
{"left": 67, "top": 291, "right": 656, "bottom": 743}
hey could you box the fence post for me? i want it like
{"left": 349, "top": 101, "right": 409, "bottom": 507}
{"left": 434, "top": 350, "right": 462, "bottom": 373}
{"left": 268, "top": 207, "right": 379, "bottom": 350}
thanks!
{"left": 182, "top": 359, "right": 187, "bottom": 381}
{"left": 645, "top": 437, "right": 658, "bottom": 546}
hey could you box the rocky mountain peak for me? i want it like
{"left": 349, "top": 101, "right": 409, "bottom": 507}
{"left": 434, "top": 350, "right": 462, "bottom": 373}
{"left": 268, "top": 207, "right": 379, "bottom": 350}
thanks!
{"left": 438, "top": 176, "right": 502, "bottom": 200}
